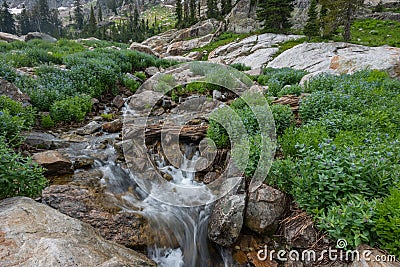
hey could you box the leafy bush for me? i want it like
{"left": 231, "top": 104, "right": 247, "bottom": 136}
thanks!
{"left": 0, "top": 136, "right": 47, "bottom": 200}
{"left": 50, "top": 95, "right": 92, "bottom": 123}
{"left": 259, "top": 67, "right": 307, "bottom": 86}
{"left": 230, "top": 63, "right": 251, "bottom": 71}
{"left": 270, "top": 104, "right": 295, "bottom": 136}
{"left": 0, "top": 60, "right": 17, "bottom": 82}
{"left": 134, "top": 71, "right": 146, "bottom": 81}
{"left": 317, "top": 196, "right": 376, "bottom": 248}
{"left": 122, "top": 75, "right": 141, "bottom": 93}
{"left": 0, "top": 110, "right": 27, "bottom": 146}
{"left": 41, "top": 115, "right": 55, "bottom": 128}
{"left": 374, "top": 187, "right": 400, "bottom": 258}
{"left": 0, "top": 96, "right": 36, "bottom": 127}
{"left": 299, "top": 91, "right": 362, "bottom": 123}
{"left": 265, "top": 158, "right": 297, "bottom": 192}
{"left": 277, "top": 84, "right": 303, "bottom": 97}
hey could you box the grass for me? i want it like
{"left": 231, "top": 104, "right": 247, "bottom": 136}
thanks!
{"left": 142, "top": 5, "right": 176, "bottom": 30}
{"left": 334, "top": 19, "right": 400, "bottom": 47}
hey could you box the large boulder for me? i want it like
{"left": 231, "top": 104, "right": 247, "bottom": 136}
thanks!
{"left": 245, "top": 184, "right": 288, "bottom": 234}
{"left": 25, "top": 131, "right": 68, "bottom": 149}
{"left": 0, "top": 32, "right": 23, "bottom": 42}
{"left": 0, "top": 79, "right": 30, "bottom": 106}
{"left": 0, "top": 197, "right": 155, "bottom": 267}
{"left": 267, "top": 42, "right": 400, "bottom": 78}
{"left": 129, "top": 42, "right": 159, "bottom": 57}
{"left": 24, "top": 32, "right": 57, "bottom": 43}
{"left": 208, "top": 181, "right": 246, "bottom": 247}
{"left": 42, "top": 185, "right": 149, "bottom": 250}
{"left": 166, "top": 34, "right": 213, "bottom": 56}
{"left": 351, "top": 244, "right": 400, "bottom": 267}
{"left": 32, "top": 150, "right": 73, "bottom": 176}
{"left": 208, "top": 33, "right": 304, "bottom": 69}
{"left": 102, "top": 119, "right": 123, "bottom": 133}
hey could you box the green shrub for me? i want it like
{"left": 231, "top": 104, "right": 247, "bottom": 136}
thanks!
{"left": 134, "top": 71, "right": 146, "bottom": 81}
{"left": 41, "top": 115, "right": 55, "bottom": 128}
{"left": 0, "top": 110, "right": 27, "bottom": 146}
{"left": 280, "top": 124, "right": 329, "bottom": 157}
{"left": 374, "top": 187, "right": 400, "bottom": 257}
{"left": 101, "top": 113, "right": 114, "bottom": 121}
{"left": 277, "top": 84, "right": 303, "bottom": 97}
{"left": 299, "top": 91, "right": 362, "bottom": 123}
{"left": 0, "top": 95, "right": 36, "bottom": 127}
{"left": 0, "top": 136, "right": 47, "bottom": 199}
{"left": 0, "top": 60, "right": 17, "bottom": 82}
{"left": 230, "top": 63, "right": 251, "bottom": 71}
{"left": 265, "top": 158, "right": 297, "bottom": 192}
{"left": 317, "top": 196, "right": 376, "bottom": 248}
{"left": 50, "top": 95, "right": 92, "bottom": 123}
{"left": 122, "top": 75, "right": 141, "bottom": 93}
{"left": 270, "top": 104, "right": 295, "bottom": 136}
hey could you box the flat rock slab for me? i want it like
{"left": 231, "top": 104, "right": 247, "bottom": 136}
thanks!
{"left": 0, "top": 197, "right": 155, "bottom": 267}
{"left": 32, "top": 150, "right": 73, "bottom": 176}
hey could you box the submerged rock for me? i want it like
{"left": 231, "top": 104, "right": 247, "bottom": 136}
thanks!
{"left": 76, "top": 121, "right": 102, "bottom": 135}
{"left": 0, "top": 197, "right": 155, "bottom": 267}
{"left": 102, "top": 119, "right": 123, "bottom": 133}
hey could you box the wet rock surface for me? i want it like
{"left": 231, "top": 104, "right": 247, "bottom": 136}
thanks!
{"left": 32, "top": 150, "right": 73, "bottom": 176}
{"left": 0, "top": 197, "right": 155, "bottom": 267}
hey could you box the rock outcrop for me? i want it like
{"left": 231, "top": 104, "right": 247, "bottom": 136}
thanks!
{"left": 0, "top": 79, "right": 30, "bottom": 106}
{"left": 141, "top": 19, "right": 220, "bottom": 56}
{"left": 24, "top": 32, "right": 57, "bottom": 43}
{"left": 0, "top": 197, "right": 155, "bottom": 267}
{"left": 224, "top": 0, "right": 260, "bottom": 34}
{"left": 267, "top": 42, "right": 400, "bottom": 78}
{"left": 129, "top": 42, "right": 160, "bottom": 57}
{"left": 208, "top": 33, "right": 304, "bottom": 69}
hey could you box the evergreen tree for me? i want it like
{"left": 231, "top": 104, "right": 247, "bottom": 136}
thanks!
{"left": 107, "top": 0, "right": 117, "bottom": 15}
{"left": 303, "top": 0, "right": 319, "bottom": 39}
{"left": 98, "top": 5, "right": 103, "bottom": 21}
{"left": 183, "top": 0, "right": 189, "bottom": 25}
{"left": 207, "top": 0, "right": 218, "bottom": 19}
{"left": 0, "top": 1, "right": 16, "bottom": 34}
{"left": 319, "top": 0, "right": 363, "bottom": 41}
{"left": 37, "top": 0, "right": 51, "bottom": 33}
{"left": 74, "top": 0, "right": 84, "bottom": 30}
{"left": 88, "top": 5, "right": 97, "bottom": 34}
{"left": 19, "top": 5, "right": 30, "bottom": 34}
{"left": 49, "top": 8, "right": 62, "bottom": 37}
{"left": 257, "top": 0, "right": 293, "bottom": 33}
{"left": 221, "top": 0, "right": 232, "bottom": 16}
{"left": 175, "top": 0, "right": 182, "bottom": 28}
{"left": 189, "top": 0, "right": 196, "bottom": 24}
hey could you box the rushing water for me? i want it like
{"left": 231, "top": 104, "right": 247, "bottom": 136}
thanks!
{"left": 86, "top": 140, "right": 228, "bottom": 266}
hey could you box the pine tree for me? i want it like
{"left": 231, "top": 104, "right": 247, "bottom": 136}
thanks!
{"left": 221, "top": 0, "right": 232, "bottom": 16}
{"left": 0, "top": 1, "right": 16, "bottom": 34}
{"left": 98, "top": 5, "right": 103, "bottom": 22}
{"left": 257, "top": 0, "right": 293, "bottom": 33}
{"left": 183, "top": 0, "right": 189, "bottom": 25}
{"left": 37, "top": 0, "right": 51, "bottom": 33}
{"left": 74, "top": 0, "right": 84, "bottom": 30}
{"left": 88, "top": 5, "right": 97, "bottom": 34}
{"left": 107, "top": 0, "right": 117, "bottom": 15}
{"left": 303, "top": 0, "right": 319, "bottom": 39}
{"left": 19, "top": 5, "right": 30, "bottom": 34}
{"left": 189, "top": 0, "right": 196, "bottom": 24}
{"left": 207, "top": 0, "right": 218, "bottom": 19}
{"left": 319, "top": 0, "right": 363, "bottom": 41}
{"left": 175, "top": 0, "right": 182, "bottom": 28}
{"left": 49, "top": 8, "right": 62, "bottom": 37}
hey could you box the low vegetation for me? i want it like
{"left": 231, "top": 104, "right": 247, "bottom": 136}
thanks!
{"left": 207, "top": 68, "right": 400, "bottom": 256}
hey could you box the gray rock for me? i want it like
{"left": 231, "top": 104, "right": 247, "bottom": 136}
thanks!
{"left": 186, "top": 51, "right": 204, "bottom": 60}
{"left": 0, "top": 32, "right": 23, "bottom": 42}
{"left": 208, "top": 33, "right": 304, "bottom": 69}
{"left": 128, "top": 90, "right": 163, "bottom": 111}
{"left": 0, "top": 78, "right": 30, "bottom": 106}
{"left": 144, "top": 66, "right": 160, "bottom": 76}
{"left": 112, "top": 95, "right": 125, "bottom": 109}
{"left": 32, "top": 150, "right": 73, "bottom": 176}
{"left": 162, "top": 56, "right": 194, "bottom": 62}
{"left": 245, "top": 184, "right": 288, "bottom": 234}
{"left": 25, "top": 32, "right": 57, "bottom": 42}
{"left": 25, "top": 131, "right": 67, "bottom": 149}
{"left": 212, "top": 90, "right": 222, "bottom": 101}
{"left": 72, "top": 156, "right": 94, "bottom": 169}
{"left": 129, "top": 42, "right": 159, "bottom": 57}
{"left": 283, "top": 212, "right": 319, "bottom": 248}
{"left": 225, "top": 0, "right": 260, "bottom": 33}
{"left": 208, "top": 180, "right": 246, "bottom": 247}
{"left": 0, "top": 197, "right": 155, "bottom": 267}
{"left": 267, "top": 42, "right": 400, "bottom": 78}
{"left": 76, "top": 121, "right": 102, "bottom": 135}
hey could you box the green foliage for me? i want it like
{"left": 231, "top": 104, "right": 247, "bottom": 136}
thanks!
{"left": 277, "top": 84, "right": 303, "bottom": 97}
{"left": 270, "top": 104, "right": 295, "bottom": 136}
{"left": 280, "top": 124, "right": 329, "bottom": 158}
{"left": 317, "top": 196, "right": 376, "bottom": 248}
{"left": 101, "top": 113, "right": 114, "bottom": 121}
{"left": 50, "top": 95, "right": 92, "bottom": 123}
{"left": 0, "top": 136, "right": 47, "bottom": 200}
{"left": 258, "top": 68, "right": 307, "bottom": 97}
{"left": 303, "top": 0, "right": 319, "bottom": 39}
{"left": 122, "top": 75, "right": 141, "bottom": 93}
{"left": 0, "top": 60, "right": 17, "bottom": 82}
{"left": 265, "top": 158, "right": 297, "bottom": 192}
{"left": 374, "top": 187, "right": 400, "bottom": 258}
{"left": 257, "top": 0, "right": 293, "bottom": 33}
{"left": 341, "top": 19, "right": 400, "bottom": 47}
{"left": 0, "top": 96, "right": 36, "bottom": 127}
{"left": 40, "top": 115, "right": 55, "bottom": 128}
{"left": 230, "top": 63, "right": 251, "bottom": 71}
{"left": 134, "top": 71, "right": 146, "bottom": 81}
